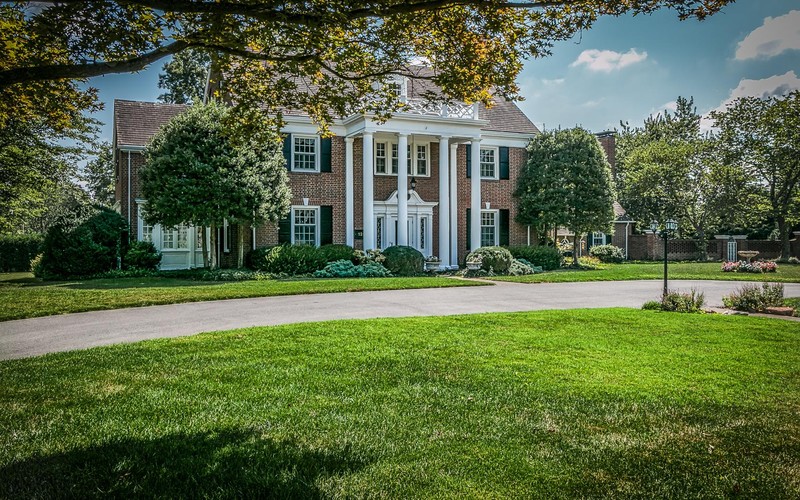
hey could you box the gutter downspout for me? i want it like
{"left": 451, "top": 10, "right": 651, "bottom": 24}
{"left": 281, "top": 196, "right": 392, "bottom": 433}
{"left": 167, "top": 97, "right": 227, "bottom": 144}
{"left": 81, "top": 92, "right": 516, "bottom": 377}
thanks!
{"left": 625, "top": 222, "right": 630, "bottom": 260}
{"left": 127, "top": 151, "right": 132, "bottom": 240}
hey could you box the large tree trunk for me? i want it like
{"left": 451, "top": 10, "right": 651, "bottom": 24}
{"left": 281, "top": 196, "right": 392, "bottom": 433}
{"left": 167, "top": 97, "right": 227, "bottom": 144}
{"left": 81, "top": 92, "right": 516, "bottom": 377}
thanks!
{"left": 777, "top": 217, "right": 791, "bottom": 262}
{"left": 237, "top": 224, "right": 245, "bottom": 268}
{"left": 695, "top": 228, "right": 708, "bottom": 261}
{"left": 200, "top": 226, "right": 209, "bottom": 268}
{"left": 210, "top": 222, "right": 217, "bottom": 269}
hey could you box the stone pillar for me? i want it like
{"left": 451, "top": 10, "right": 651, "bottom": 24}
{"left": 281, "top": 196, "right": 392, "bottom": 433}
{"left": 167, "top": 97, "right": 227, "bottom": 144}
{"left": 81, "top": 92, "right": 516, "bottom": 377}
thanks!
{"left": 438, "top": 136, "right": 450, "bottom": 267}
{"left": 345, "top": 137, "right": 354, "bottom": 247}
{"left": 362, "top": 131, "right": 375, "bottom": 250}
{"left": 470, "top": 137, "right": 482, "bottom": 251}
{"left": 397, "top": 133, "right": 409, "bottom": 246}
{"left": 449, "top": 143, "right": 458, "bottom": 266}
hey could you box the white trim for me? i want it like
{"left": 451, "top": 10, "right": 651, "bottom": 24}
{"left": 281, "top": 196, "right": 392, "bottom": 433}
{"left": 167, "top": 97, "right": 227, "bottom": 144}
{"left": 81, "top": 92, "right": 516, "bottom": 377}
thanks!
{"left": 290, "top": 205, "right": 321, "bottom": 247}
{"left": 345, "top": 137, "right": 355, "bottom": 247}
{"left": 373, "top": 191, "right": 437, "bottom": 257}
{"left": 290, "top": 134, "right": 321, "bottom": 173}
{"left": 118, "top": 145, "right": 146, "bottom": 152}
{"left": 479, "top": 146, "right": 499, "bottom": 180}
{"left": 223, "top": 219, "right": 230, "bottom": 253}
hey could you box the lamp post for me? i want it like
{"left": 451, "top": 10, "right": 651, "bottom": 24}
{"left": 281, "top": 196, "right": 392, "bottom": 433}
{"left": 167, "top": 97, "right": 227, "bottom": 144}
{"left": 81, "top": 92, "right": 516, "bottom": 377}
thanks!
{"left": 651, "top": 219, "right": 678, "bottom": 298}
{"left": 408, "top": 176, "right": 417, "bottom": 200}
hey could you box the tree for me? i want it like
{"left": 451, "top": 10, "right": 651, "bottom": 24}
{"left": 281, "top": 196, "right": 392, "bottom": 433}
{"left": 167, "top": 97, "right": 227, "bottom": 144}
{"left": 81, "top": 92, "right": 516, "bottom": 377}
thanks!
{"left": 711, "top": 91, "right": 800, "bottom": 261}
{"left": 157, "top": 49, "right": 211, "bottom": 105}
{"left": 516, "top": 128, "right": 615, "bottom": 266}
{"left": 141, "top": 101, "right": 290, "bottom": 268}
{"left": 1, "top": 1, "right": 732, "bottom": 136}
{"left": 82, "top": 141, "right": 115, "bottom": 207}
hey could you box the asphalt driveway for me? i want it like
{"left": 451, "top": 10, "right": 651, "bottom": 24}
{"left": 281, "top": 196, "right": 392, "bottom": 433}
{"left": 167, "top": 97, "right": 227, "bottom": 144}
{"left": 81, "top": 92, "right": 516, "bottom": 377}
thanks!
{"left": 1, "top": 279, "right": 798, "bottom": 360}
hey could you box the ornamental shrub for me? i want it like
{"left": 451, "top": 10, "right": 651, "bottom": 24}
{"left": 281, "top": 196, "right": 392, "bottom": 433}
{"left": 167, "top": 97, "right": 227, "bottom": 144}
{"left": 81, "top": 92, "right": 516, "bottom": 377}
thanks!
{"left": 123, "top": 241, "right": 162, "bottom": 270}
{"left": 36, "top": 208, "right": 129, "bottom": 279}
{"left": 723, "top": 283, "right": 784, "bottom": 312}
{"left": 313, "top": 259, "right": 392, "bottom": 278}
{"left": 0, "top": 233, "right": 44, "bottom": 272}
{"left": 466, "top": 246, "right": 514, "bottom": 273}
{"left": 508, "top": 245, "right": 562, "bottom": 270}
{"left": 382, "top": 245, "right": 424, "bottom": 276}
{"left": 263, "top": 244, "right": 327, "bottom": 275}
{"left": 508, "top": 259, "right": 535, "bottom": 276}
{"left": 246, "top": 246, "right": 274, "bottom": 270}
{"left": 660, "top": 289, "right": 706, "bottom": 313}
{"left": 319, "top": 244, "right": 357, "bottom": 263}
{"left": 589, "top": 244, "right": 625, "bottom": 263}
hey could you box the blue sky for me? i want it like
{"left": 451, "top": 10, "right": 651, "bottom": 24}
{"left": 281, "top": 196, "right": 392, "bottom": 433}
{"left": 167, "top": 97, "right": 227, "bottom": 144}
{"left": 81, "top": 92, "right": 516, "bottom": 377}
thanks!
{"left": 87, "top": 0, "right": 800, "bottom": 141}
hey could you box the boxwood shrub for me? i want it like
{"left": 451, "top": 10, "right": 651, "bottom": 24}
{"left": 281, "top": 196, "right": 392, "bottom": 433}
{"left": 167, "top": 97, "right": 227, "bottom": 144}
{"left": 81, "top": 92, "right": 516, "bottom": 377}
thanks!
{"left": 467, "top": 246, "right": 514, "bottom": 273}
{"left": 263, "top": 243, "right": 327, "bottom": 275}
{"left": 319, "top": 244, "right": 357, "bottom": 263}
{"left": 589, "top": 244, "right": 625, "bottom": 263}
{"left": 382, "top": 245, "right": 424, "bottom": 276}
{"left": 313, "top": 259, "right": 392, "bottom": 278}
{"left": 508, "top": 245, "right": 562, "bottom": 270}
{"left": 0, "top": 233, "right": 43, "bottom": 272}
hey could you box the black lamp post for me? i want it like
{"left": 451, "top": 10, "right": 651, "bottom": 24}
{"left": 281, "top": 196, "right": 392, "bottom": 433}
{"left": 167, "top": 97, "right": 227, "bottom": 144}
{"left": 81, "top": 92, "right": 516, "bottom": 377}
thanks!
{"left": 651, "top": 219, "right": 678, "bottom": 298}
{"left": 408, "top": 176, "right": 417, "bottom": 200}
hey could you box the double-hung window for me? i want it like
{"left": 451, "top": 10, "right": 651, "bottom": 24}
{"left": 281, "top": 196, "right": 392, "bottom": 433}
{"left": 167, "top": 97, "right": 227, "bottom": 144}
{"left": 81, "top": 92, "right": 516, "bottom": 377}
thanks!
{"left": 415, "top": 144, "right": 428, "bottom": 176}
{"left": 162, "top": 224, "right": 189, "bottom": 250}
{"left": 376, "top": 142, "right": 428, "bottom": 176}
{"left": 292, "top": 136, "right": 319, "bottom": 172}
{"left": 480, "top": 147, "right": 498, "bottom": 179}
{"left": 292, "top": 207, "right": 319, "bottom": 246}
{"left": 480, "top": 211, "right": 498, "bottom": 247}
{"left": 375, "top": 142, "right": 388, "bottom": 174}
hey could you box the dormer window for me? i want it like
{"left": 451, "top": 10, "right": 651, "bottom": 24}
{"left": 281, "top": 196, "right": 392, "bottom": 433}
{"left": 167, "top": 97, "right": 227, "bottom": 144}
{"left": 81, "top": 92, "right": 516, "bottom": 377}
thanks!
{"left": 389, "top": 76, "right": 407, "bottom": 101}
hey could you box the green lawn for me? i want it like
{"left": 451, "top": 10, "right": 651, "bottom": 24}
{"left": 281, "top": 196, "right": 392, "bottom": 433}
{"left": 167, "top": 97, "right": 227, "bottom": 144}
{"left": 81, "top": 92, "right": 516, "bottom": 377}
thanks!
{"left": 0, "top": 273, "right": 483, "bottom": 322}
{"left": 495, "top": 261, "right": 800, "bottom": 283}
{"left": 1, "top": 309, "right": 799, "bottom": 498}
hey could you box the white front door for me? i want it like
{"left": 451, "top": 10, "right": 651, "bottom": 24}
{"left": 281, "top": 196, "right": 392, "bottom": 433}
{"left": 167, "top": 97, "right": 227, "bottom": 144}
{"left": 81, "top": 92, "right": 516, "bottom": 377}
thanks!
{"left": 374, "top": 190, "right": 437, "bottom": 257}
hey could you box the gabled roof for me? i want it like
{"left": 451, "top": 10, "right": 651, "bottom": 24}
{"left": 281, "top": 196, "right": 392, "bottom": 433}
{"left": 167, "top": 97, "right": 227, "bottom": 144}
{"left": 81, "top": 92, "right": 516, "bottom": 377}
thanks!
{"left": 114, "top": 100, "right": 187, "bottom": 148}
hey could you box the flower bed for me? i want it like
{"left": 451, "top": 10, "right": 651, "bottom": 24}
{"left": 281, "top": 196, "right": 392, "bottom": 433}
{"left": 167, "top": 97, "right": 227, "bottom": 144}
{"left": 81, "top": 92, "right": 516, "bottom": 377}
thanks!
{"left": 721, "top": 260, "right": 777, "bottom": 273}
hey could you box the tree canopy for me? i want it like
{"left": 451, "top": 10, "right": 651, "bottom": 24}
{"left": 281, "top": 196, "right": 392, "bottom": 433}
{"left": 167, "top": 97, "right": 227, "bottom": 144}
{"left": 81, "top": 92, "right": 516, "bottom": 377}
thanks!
{"left": 711, "top": 91, "right": 800, "bottom": 260}
{"left": 516, "top": 127, "right": 615, "bottom": 262}
{"left": 141, "top": 101, "right": 290, "bottom": 268}
{"left": 1, "top": 1, "right": 733, "bottom": 135}
{"left": 157, "top": 48, "right": 211, "bottom": 105}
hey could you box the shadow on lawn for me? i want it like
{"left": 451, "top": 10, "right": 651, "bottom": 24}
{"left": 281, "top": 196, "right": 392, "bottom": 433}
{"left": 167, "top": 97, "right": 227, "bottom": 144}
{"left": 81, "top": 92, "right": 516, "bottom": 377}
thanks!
{"left": 1, "top": 428, "right": 370, "bottom": 498}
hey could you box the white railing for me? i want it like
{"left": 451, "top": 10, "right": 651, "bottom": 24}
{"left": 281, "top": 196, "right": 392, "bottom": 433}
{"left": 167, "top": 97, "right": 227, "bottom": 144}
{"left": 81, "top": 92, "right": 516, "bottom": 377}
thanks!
{"left": 400, "top": 98, "right": 479, "bottom": 120}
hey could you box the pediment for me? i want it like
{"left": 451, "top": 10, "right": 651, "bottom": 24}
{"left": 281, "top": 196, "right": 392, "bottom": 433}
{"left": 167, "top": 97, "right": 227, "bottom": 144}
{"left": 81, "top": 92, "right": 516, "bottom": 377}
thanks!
{"left": 379, "top": 190, "right": 438, "bottom": 207}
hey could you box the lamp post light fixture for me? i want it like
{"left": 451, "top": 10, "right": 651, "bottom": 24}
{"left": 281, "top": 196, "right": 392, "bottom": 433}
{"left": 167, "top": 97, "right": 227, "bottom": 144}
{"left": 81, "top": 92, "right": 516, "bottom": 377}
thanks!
{"left": 651, "top": 219, "right": 678, "bottom": 298}
{"left": 408, "top": 176, "right": 417, "bottom": 200}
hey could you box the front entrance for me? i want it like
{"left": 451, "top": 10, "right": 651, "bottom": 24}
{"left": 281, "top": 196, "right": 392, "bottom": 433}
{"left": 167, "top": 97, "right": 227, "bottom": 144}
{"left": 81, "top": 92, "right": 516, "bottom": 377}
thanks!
{"left": 374, "top": 191, "right": 437, "bottom": 257}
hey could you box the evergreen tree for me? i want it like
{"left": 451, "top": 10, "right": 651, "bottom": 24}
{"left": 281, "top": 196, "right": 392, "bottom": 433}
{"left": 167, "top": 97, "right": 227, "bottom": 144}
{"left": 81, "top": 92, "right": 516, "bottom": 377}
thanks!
{"left": 516, "top": 128, "right": 615, "bottom": 266}
{"left": 141, "top": 101, "right": 291, "bottom": 268}
{"left": 82, "top": 141, "right": 115, "bottom": 206}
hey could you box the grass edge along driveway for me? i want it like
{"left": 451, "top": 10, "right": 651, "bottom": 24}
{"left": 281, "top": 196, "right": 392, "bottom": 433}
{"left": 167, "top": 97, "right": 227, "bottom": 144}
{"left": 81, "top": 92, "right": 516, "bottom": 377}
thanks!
{"left": 0, "top": 274, "right": 485, "bottom": 322}
{"left": 493, "top": 261, "right": 800, "bottom": 283}
{"left": 1, "top": 309, "right": 798, "bottom": 498}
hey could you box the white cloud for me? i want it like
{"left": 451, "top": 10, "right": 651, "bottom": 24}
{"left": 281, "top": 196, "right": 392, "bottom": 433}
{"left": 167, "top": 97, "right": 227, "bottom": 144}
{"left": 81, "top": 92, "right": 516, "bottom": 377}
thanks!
{"left": 570, "top": 49, "right": 647, "bottom": 72}
{"left": 581, "top": 98, "right": 604, "bottom": 108}
{"left": 541, "top": 78, "right": 565, "bottom": 86}
{"left": 700, "top": 71, "right": 800, "bottom": 131}
{"left": 735, "top": 10, "right": 800, "bottom": 60}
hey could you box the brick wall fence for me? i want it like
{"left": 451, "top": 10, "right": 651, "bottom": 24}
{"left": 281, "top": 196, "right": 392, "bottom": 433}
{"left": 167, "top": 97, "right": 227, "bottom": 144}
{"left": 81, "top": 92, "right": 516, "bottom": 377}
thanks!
{"left": 626, "top": 233, "right": 799, "bottom": 261}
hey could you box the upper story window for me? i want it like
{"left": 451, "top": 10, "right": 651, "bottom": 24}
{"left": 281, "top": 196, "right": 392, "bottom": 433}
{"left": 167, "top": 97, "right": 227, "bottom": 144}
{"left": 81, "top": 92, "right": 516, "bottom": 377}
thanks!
{"left": 480, "top": 147, "right": 498, "bottom": 179}
{"left": 292, "top": 136, "right": 319, "bottom": 172}
{"left": 375, "top": 141, "right": 428, "bottom": 176}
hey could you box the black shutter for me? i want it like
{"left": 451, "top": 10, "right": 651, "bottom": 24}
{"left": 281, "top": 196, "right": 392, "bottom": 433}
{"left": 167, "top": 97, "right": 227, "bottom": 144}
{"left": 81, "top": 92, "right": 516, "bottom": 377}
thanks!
{"left": 278, "top": 212, "right": 291, "bottom": 243}
{"left": 320, "top": 137, "right": 332, "bottom": 173}
{"left": 320, "top": 206, "right": 333, "bottom": 245}
{"left": 282, "top": 134, "right": 292, "bottom": 170}
{"left": 499, "top": 209, "right": 510, "bottom": 246}
{"left": 466, "top": 208, "right": 471, "bottom": 251}
{"left": 466, "top": 144, "right": 471, "bottom": 178}
{"left": 499, "top": 146, "right": 510, "bottom": 180}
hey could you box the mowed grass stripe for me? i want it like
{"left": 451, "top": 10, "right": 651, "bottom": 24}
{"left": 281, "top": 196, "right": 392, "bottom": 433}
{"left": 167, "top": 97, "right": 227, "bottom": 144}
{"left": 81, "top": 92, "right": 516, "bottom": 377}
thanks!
{"left": 1, "top": 309, "right": 798, "bottom": 498}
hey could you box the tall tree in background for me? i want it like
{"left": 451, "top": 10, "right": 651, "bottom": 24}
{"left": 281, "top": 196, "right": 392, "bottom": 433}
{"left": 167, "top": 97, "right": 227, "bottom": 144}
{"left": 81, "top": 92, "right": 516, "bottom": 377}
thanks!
{"left": 1, "top": 1, "right": 733, "bottom": 138}
{"left": 141, "top": 101, "right": 290, "bottom": 269}
{"left": 711, "top": 91, "right": 800, "bottom": 261}
{"left": 82, "top": 141, "right": 115, "bottom": 207}
{"left": 516, "top": 128, "right": 615, "bottom": 266}
{"left": 157, "top": 49, "right": 211, "bottom": 105}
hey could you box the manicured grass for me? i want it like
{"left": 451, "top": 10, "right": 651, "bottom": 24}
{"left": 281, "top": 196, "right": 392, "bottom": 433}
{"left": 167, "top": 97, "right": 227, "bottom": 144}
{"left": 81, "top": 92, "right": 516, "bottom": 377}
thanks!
{"left": 494, "top": 261, "right": 800, "bottom": 283}
{"left": 0, "top": 273, "right": 483, "bottom": 322}
{"left": 2, "top": 309, "right": 799, "bottom": 497}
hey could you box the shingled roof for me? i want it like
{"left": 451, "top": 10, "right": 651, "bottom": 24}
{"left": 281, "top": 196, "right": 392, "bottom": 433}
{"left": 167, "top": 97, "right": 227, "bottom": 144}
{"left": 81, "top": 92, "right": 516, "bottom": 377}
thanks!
{"left": 115, "top": 100, "right": 188, "bottom": 148}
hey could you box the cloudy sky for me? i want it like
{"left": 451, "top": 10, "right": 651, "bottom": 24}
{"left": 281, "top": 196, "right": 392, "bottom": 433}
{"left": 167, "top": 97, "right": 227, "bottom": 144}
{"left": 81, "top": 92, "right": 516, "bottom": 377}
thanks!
{"left": 88, "top": 0, "right": 799, "bottom": 141}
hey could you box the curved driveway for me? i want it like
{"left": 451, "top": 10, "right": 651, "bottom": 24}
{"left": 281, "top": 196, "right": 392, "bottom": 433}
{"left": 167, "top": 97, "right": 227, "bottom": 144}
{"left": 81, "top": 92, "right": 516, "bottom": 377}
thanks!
{"left": 1, "top": 279, "right": 798, "bottom": 361}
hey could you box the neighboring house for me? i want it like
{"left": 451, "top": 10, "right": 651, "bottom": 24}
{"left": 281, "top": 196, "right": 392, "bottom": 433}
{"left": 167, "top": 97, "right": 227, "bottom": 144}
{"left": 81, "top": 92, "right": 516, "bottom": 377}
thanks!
{"left": 114, "top": 75, "right": 540, "bottom": 269}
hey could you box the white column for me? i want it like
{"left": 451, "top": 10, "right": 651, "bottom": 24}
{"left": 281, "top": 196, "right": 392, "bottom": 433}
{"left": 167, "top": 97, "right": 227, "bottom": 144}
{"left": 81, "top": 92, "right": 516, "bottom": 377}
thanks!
{"left": 397, "top": 133, "right": 409, "bottom": 246}
{"left": 470, "top": 137, "right": 482, "bottom": 251}
{"left": 438, "top": 136, "right": 450, "bottom": 268}
{"left": 362, "top": 131, "right": 375, "bottom": 250}
{"left": 449, "top": 143, "right": 458, "bottom": 266}
{"left": 345, "top": 137, "right": 354, "bottom": 247}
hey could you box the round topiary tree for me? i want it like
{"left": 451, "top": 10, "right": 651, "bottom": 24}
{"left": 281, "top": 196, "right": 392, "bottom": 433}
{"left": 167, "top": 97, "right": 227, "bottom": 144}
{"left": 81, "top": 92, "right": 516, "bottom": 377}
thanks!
{"left": 466, "top": 246, "right": 514, "bottom": 273}
{"left": 382, "top": 245, "right": 424, "bottom": 276}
